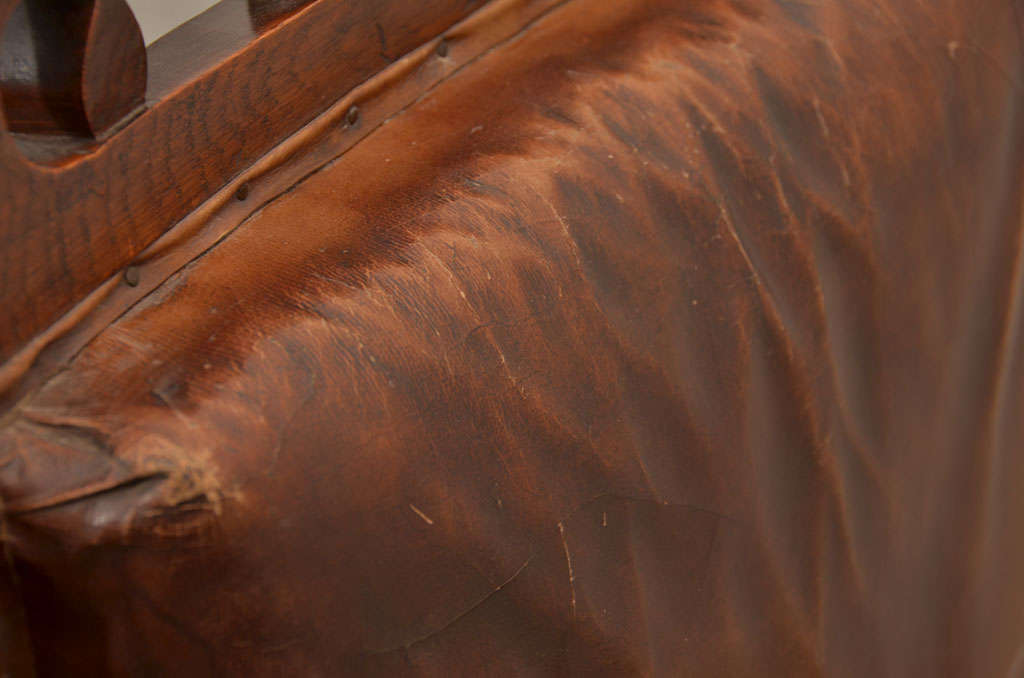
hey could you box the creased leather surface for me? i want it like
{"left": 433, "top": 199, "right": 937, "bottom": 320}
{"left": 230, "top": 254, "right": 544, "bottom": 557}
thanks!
{"left": 2, "top": 0, "right": 1023, "bottom": 675}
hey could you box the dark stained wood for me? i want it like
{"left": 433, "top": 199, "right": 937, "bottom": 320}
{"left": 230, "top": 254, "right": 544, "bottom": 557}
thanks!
{"left": 0, "top": 0, "right": 95, "bottom": 136}
{"left": 0, "top": 0, "right": 487, "bottom": 385}
{"left": 0, "top": 0, "right": 145, "bottom": 138}
{"left": 82, "top": 0, "right": 147, "bottom": 135}
{"left": 247, "top": 0, "right": 314, "bottom": 30}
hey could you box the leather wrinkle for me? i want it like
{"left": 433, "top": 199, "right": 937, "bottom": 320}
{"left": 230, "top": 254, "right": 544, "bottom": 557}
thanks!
{"left": 0, "top": 0, "right": 1022, "bottom": 675}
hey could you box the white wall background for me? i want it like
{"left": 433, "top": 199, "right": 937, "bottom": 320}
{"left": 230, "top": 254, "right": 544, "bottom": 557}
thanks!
{"left": 126, "top": 0, "right": 222, "bottom": 45}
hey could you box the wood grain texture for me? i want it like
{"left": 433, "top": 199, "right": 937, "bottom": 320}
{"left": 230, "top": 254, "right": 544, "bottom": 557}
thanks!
{"left": 0, "top": 0, "right": 486, "bottom": 382}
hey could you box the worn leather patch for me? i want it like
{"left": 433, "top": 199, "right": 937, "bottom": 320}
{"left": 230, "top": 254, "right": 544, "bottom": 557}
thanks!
{"left": 1, "top": 0, "right": 1022, "bottom": 674}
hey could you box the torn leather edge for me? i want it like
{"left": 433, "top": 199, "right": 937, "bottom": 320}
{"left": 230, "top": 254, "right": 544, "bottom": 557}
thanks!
{"left": 0, "top": 0, "right": 573, "bottom": 416}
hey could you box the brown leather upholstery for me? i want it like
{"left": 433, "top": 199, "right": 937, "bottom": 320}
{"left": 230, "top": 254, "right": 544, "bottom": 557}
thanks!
{"left": 2, "top": 0, "right": 1023, "bottom": 674}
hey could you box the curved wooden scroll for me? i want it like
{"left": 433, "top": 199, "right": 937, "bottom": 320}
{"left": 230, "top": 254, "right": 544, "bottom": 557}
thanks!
{"left": 0, "top": 0, "right": 146, "bottom": 138}
{"left": 0, "top": 0, "right": 487, "bottom": 411}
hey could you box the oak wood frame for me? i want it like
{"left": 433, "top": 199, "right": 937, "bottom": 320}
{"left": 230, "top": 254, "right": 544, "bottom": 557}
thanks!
{"left": 0, "top": 0, "right": 486, "bottom": 397}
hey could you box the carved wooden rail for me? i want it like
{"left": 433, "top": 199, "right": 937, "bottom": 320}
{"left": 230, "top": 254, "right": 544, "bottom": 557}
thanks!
{"left": 0, "top": 0, "right": 320, "bottom": 139}
{"left": 0, "top": 1, "right": 312, "bottom": 139}
{"left": 0, "top": 0, "right": 486, "bottom": 409}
